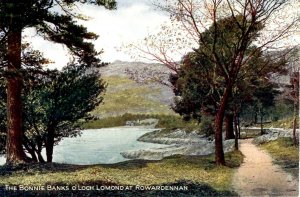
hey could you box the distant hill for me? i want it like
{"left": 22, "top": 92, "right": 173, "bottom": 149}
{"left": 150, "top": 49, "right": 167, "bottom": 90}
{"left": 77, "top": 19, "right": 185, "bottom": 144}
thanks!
{"left": 91, "top": 59, "right": 297, "bottom": 118}
{"left": 91, "top": 61, "right": 176, "bottom": 118}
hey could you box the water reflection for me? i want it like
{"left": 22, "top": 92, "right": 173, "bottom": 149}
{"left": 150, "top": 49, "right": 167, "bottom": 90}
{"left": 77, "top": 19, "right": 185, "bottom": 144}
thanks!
{"left": 0, "top": 127, "right": 166, "bottom": 165}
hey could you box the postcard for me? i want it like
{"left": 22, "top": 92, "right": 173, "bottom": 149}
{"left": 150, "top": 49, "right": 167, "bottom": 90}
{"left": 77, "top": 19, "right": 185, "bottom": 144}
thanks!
{"left": 0, "top": 0, "right": 299, "bottom": 196}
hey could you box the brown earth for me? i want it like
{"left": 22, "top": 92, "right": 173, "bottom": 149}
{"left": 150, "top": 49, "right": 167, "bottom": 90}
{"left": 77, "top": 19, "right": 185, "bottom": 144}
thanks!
{"left": 232, "top": 139, "right": 299, "bottom": 196}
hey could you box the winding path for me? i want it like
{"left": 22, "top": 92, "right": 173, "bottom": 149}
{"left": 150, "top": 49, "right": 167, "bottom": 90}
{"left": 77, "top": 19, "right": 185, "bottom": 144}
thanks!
{"left": 232, "top": 139, "right": 299, "bottom": 196}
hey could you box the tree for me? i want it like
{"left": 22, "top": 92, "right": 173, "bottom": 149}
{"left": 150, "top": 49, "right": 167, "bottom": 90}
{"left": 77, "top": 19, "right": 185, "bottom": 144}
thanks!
{"left": 224, "top": 114, "right": 235, "bottom": 139}
{"left": 0, "top": 41, "right": 51, "bottom": 160}
{"left": 0, "top": 0, "right": 116, "bottom": 164}
{"left": 172, "top": 43, "right": 285, "bottom": 144}
{"left": 0, "top": 78, "right": 5, "bottom": 155}
{"left": 170, "top": 53, "right": 216, "bottom": 122}
{"left": 172, "top": 11, "right": 291, "bottom": 164}
{"left": 0, "top": 42, "right": 49, "bottom": 156}
{"left": 286, "top": 48, "right": 299, "bottom": 146}
{"left": 0, "top": 63, "right": 105, "bottom": 163}
{"left": 290, "top": 71, "right": 299, "bottom": 146}
{"left": 253, "top": 83, "right": 279, "bottom": 134}
{"left": 22, "top": 64, "right": 105, "bottom": 162}
{"left": 126, "top": 0, "right": 297, "bottom": 165}
{"left": 286, "top": 51, "right": 300, "bottom": 146}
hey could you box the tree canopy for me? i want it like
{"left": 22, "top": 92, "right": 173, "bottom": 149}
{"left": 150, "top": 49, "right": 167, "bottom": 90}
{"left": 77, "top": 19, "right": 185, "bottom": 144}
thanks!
{"left": 0, "top": 63, "right": 106, "bottom": 162}
{"left": 165, "top": 4, "right": 294, "bottom": 164}
{"left": 0, "top": 0, "right": 116, "bottom": 164}
{"left": 23, "top": 64, "right": 105, "bottom": 162}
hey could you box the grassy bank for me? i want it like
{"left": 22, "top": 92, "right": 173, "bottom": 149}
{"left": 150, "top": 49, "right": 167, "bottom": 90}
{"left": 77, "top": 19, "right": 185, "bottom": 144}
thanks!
{"left": 260, "top": 138, "right": 299, "bottom": 178}
{"left": 82, "top": 113, "right": 200, "bottom": 133}
{"left": 0, "top": 151, "right": 243, "bottom": 196}
{"left": 261, "top": 117, "right": 298, "bottom": 129}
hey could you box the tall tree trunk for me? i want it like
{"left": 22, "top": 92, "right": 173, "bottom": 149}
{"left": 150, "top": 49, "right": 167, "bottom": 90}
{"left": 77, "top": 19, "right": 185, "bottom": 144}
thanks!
{"left": 214, "top": 84, "right": 232, "bottom": 165}
{"left": 292, "top": 100, "right": 298, "bottom": 146}
{"left": 6, "top": 25, "right": 28, "bottom": 164}
{"left": 292, "top": 116, "right": 297, "bottom": 146}
{"left": 29, "top": 151, "right": 38, "bottom": 162}
{"left": 260, "top": 112, "right": 264, "bottom": 135}
{"left": 254, "top": 112, "right": 258, "bottom": 124}
{"left": 45, "top": 129, "right": 55, "bottom": 162}
{"left": 233, "top": 111, "right": 239, "bottom": 150}
{"left": 37, "top": 150, "right": 45, "bottom": 163}
{"left": 37, "top": 140, "right": 45, "bottom": 163}
{"left": 23, "top": 143, "right": 37, "bottom": 162}
{"left": 291, "top": 72, "right": 299, "bottom": 146}
{"left": 22, "top": 136, "right": 36, "bottom": 162}
{"left": 225, "top": 114, "right": 235, "bottom": 140}
{"left": 237, "top": 116, "right": 241, "bottom": 139}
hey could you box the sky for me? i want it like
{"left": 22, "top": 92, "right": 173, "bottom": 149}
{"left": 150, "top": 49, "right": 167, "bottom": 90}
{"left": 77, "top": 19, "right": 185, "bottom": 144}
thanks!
{"left": 24, "top": 0, "right": 169, "bottom": 69}
{"left": 23, "top": 0, "right": 300, "bottom": 70}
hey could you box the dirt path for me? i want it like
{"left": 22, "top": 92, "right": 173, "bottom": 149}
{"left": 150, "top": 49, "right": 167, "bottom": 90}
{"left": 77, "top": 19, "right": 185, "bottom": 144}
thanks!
{"left": 232, "top": 139, "right": 299, "bottom": 196}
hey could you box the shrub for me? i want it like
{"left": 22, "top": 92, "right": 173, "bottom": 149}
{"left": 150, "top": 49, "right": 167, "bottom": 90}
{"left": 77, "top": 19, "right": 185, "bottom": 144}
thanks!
{"left": 199, "top": 116, "right": 214, "bottom": 137}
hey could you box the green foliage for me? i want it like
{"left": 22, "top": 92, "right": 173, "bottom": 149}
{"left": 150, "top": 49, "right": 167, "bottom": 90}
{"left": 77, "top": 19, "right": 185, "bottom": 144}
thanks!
{"left": 263, "top": 117, "right": 298, "bottom": 129}
{"left": 155, "top": 114, "right": 199, "bottom": 132}
{"left": 0, "top": 44, "right": 53, "bottom": 155}
{"left": 260, "top": 138, "right": 299, "bottom": 178}
{"left": 170, "top": 17, "right": 261, "bottom": 119}
{"left": 197, "top": 15, "right": 263, "bottom": 72}
{"left": 172, "top": 15, "right": 286, "bottom": 127}
{"left": 239, "top": 100, "right": 294, "bottom": 126}
{"left": 271, "top": 101, "right": 294, "bottom": 121}
{"left": 225, "top": 150, "right": 244, "bottom": 168}
{"left": 83, "top": 113, "right": 199, "bottom": 133}
{"left": 0, "top": 0, "right": 116, "bottom": 66}
{"left": 83, "top": 113, "right": 153, "bottom": 129}
{"left": 0, "top": 0, "right": 116, "bottom": 163}
{"left": 199, "top": 116, "right": 214, "bottom": 137}
{"left": 240, "top": 100, "right": 296, "bottom": 128}
{"left": 23, "top": 64, "right": 105, "bottom": 162}
{"left": 0, "top": 64, "right": 105, "bottom": 161}
{"left": 171, "top": 53, "right": 214, "bottom": 119}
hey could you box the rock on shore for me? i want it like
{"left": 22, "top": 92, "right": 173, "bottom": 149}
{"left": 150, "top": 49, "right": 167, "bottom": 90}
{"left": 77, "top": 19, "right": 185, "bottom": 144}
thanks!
{"left": 121, "top": 129, "right": 235, "bottom": 160}
{"left": 138, "top": 129, "right": 208, "bottom": 145}
{"left": 253, "top": 128, "right": 299, "bottom": 144}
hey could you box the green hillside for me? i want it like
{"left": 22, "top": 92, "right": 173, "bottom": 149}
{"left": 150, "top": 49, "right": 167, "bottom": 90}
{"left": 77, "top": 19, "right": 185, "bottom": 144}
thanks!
{"left": 91, "top": 76, "right": 175, "bottom": 118}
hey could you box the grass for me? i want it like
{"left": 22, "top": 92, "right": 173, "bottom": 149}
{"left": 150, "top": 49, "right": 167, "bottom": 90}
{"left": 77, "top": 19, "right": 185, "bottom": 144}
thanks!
{"left": 0, "top": 151, "right": 243, "bottom": 196}
{"left": 91, "top": 76, "right": 174, "bottom": 117}
{"left": 82, "top": 113, "right": 154, "bottom": 129}
{"left": 82, "top": 113, "right": 200, "bottom": 134}
{"left": 260, "top": 137, "right": 299, "bottom": 178}
{"left": 103, "top": 76, "right": 136, "bottom": 87}
{"left": 156, "top": 115, "right": 199, "bottom": 132}
{"left": 262, "top": 117, "right": 298, "bottom": 129}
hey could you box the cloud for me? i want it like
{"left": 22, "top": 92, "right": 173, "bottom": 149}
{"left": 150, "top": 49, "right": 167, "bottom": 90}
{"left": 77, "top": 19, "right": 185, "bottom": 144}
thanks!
{"left": 23, "top": 28, "right": 70, "bottom": 70}
{"left": 23, "top": 0, "right": 300, "bottom": 69}
{"left": 80, "top": 2, "right": 168, "bottom": 63}
{"left": 24, "top": 1, "right": 168, "bottom": 69}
